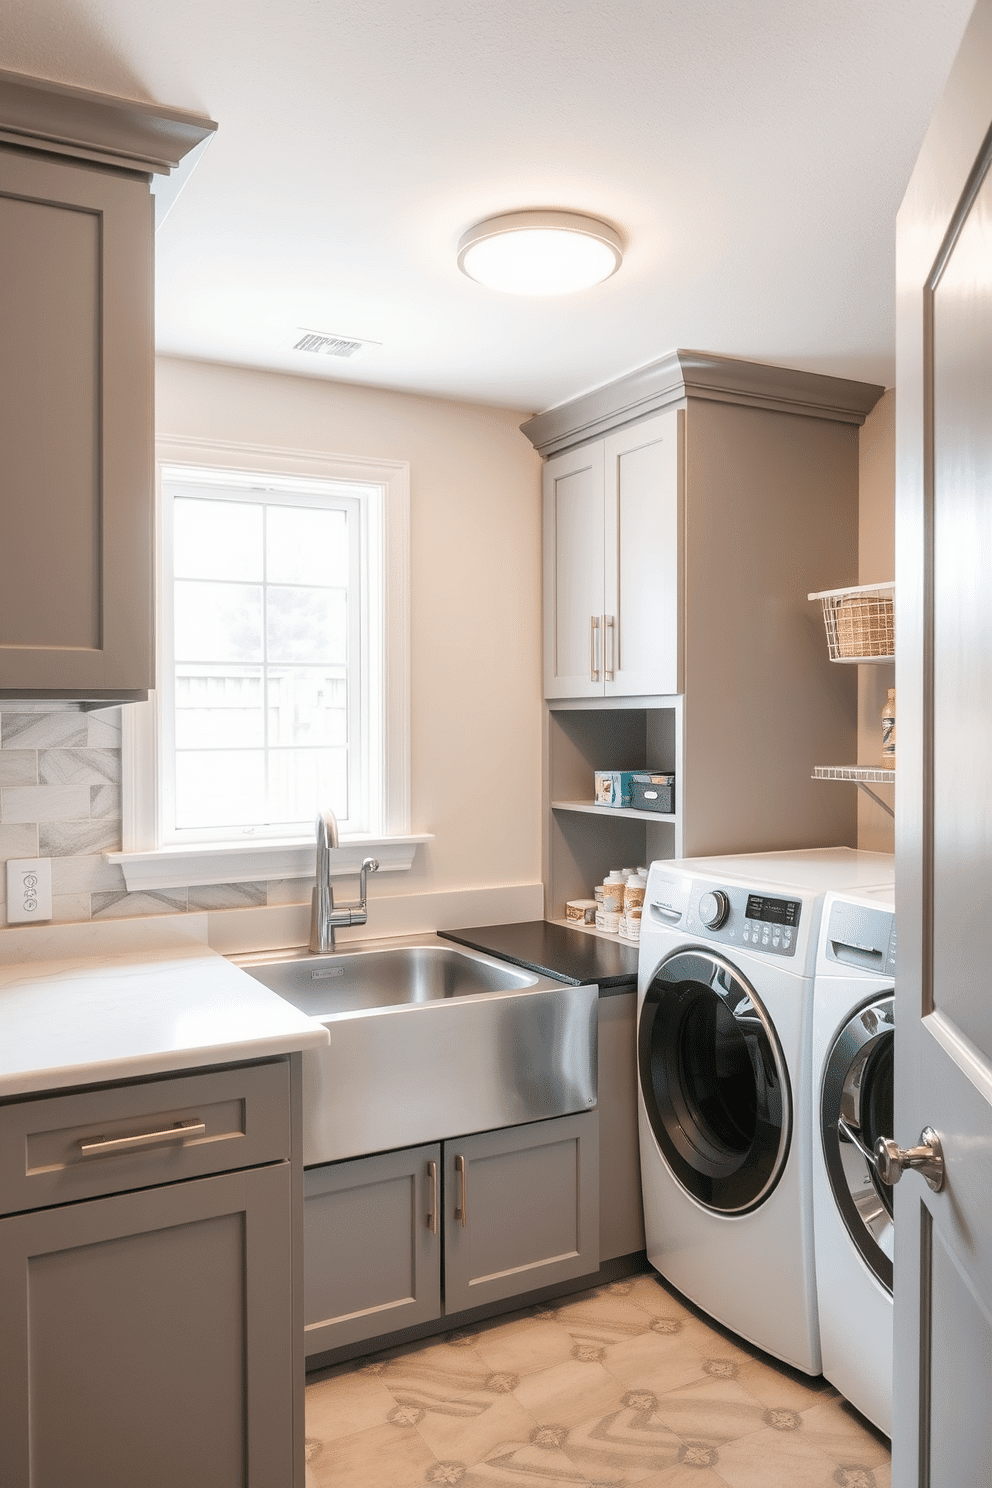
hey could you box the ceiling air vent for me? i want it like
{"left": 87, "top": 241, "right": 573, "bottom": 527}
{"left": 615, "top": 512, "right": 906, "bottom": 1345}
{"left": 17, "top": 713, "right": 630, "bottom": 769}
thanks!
{"left": 293, "top": 329, "right": 379, "bottom": 358}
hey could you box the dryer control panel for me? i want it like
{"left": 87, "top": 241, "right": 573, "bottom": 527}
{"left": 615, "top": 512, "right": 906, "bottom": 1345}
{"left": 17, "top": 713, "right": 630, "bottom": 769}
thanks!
{"left": 649, "top": 874, "right": 802, "bottom": 957}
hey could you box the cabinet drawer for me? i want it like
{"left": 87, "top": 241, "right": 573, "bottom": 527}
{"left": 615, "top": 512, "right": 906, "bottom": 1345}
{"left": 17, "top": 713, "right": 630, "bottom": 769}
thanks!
{"left": 0, "top": 1060, "right": 290, "bottom": 1215}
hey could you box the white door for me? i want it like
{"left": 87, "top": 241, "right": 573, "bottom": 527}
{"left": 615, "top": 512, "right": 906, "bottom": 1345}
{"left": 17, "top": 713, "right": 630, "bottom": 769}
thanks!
{"left": 542, "top": 439, "right": 605, "bottom": 698}
{"left": 603, "top": 411, "right": 682, "bottom": 699}
{"left": 894, "top": 3, "right": 992, "bottom": 1482}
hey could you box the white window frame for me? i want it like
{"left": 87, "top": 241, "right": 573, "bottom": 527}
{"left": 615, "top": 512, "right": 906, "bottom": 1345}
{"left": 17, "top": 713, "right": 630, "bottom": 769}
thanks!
{"left": 160, "top": 467, "right": 368, "bottom": 844}
{"left": 112, "top": 436, "right": 426, "bottom": 891}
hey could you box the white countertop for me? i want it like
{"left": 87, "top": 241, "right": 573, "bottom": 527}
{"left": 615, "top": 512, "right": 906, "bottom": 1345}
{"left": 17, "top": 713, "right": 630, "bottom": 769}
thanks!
{"left": 0, "top": 945, "right": 330, "bottom": 1099}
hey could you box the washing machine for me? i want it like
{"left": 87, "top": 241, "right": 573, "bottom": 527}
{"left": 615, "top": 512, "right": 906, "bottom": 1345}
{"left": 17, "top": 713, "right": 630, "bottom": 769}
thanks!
{"left": 812, "top": 886, "right": 895, "bottom": 1434}
{"left": 637, "top": 848, "right": 894, "bottom": 1375}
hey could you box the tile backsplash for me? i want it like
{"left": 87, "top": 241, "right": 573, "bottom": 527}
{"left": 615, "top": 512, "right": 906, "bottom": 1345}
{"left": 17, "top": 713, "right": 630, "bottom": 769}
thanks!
{"left": 0, "top": 703, "right": 312, "bottom": 930}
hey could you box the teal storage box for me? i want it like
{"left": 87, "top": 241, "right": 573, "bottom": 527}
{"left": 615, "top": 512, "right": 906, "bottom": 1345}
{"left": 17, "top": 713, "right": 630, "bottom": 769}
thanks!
{"left": 594, "top": 769, "right": 650, "bottom": 808}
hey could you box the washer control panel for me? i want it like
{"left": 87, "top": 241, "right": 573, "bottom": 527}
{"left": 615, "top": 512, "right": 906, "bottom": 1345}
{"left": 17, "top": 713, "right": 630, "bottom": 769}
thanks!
{"left": 685, "top": 881, "right": 802, "bottom": 957}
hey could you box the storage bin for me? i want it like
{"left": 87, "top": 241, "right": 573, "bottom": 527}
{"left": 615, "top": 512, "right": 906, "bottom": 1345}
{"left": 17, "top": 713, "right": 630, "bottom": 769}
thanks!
{"left": 809, "top": 583, "right": 894, "bottom": 662}
{"left": 630, "top": 773, "right": 675, "bottom": 813}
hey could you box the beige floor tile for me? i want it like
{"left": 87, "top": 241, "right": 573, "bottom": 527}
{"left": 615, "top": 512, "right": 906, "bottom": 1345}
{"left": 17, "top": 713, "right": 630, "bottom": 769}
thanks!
{"left": 414, "top": 1392, "right": 539, "bottom": 1466}
{"left": 562, "top": 1392, "right": 686, "bottom": 1482}
{"left": 601, "top": 1325, "right": 710, "bottom": 1394}
{"left": 308, "top": 1419, "right": 436, "bottom": 1488}
{"left": 730, "top": 1352, "right": 838, "bottom": 1414}
{"left": 378, "top": 1346, "right": 504, "bottom": 1415}
{"left": 469, "top": 1429, "right": 589, "bottom": 1486}
{"left": 649, "top": 1376, "right": 769, "bottom": 1447}
{"left": 512, "top": 1357, "right": 626, "bottom": 1429}
{"left": 306, "top": 1365, "right": 397, "bottom": 1443}
{"left": 553, "top": 1286, "right": 659, "bottom": 1344}
{"left": 472, "top": 1316, "right": 577, "bottom": 1377}
{"left": 799, "top": 1398, "right": 891, "bottom": 1468}
{"left": 636, "top": 1463, "right": 731, "bottom": 1487}
{"left": 713, "top": 1426, "right": 842, "bottom": 1488}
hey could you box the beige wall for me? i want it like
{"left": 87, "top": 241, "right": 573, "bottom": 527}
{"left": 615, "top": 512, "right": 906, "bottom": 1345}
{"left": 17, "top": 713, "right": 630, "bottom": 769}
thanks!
{"left": 156, "top": 356, "right": 545, "bottom": 909}
{"left": 0, "top": 360, "right": 544, "bottom": 950}
{"left": 857, "top": 388, "right": 896, "bottom": 851}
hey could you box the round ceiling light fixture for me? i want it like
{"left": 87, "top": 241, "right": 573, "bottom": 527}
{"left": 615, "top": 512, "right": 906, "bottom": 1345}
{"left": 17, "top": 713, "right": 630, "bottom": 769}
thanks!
{"left": 457, "top": 210, "right": 623, "bottom": 296}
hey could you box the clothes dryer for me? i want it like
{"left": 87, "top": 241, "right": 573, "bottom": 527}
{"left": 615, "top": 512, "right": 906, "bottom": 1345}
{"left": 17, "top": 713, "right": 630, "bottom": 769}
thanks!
{"left": 637, "top": 848, "right": 894, "bottom": 1375}
{"left": 812, "top": 886, "right": 895, "bottom": 1434}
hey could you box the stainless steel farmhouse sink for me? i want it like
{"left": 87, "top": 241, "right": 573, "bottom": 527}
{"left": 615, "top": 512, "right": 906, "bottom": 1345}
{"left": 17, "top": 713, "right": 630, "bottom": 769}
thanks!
{"left": 236, "top": 935, "right": 598, "bottom": 1165}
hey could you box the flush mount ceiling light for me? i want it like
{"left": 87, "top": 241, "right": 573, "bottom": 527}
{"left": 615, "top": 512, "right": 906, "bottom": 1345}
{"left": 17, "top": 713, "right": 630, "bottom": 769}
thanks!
{"left": 457, "top": 210, "right": 623, "bottom": 296}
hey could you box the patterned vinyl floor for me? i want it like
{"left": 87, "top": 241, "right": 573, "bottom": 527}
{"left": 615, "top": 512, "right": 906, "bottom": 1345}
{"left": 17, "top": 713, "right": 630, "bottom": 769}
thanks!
{"left": 304, "top": 1268, "right": 890, "bottom": 1488}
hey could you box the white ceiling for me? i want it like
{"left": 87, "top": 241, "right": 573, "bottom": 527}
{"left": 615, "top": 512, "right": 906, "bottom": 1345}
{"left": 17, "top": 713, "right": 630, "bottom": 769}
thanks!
{"left": 3, "top": 0, "right": 977, "bottom": 412}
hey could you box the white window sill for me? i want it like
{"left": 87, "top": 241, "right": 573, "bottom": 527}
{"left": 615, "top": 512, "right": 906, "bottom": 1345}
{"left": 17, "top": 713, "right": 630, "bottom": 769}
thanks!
{"left": 106, "top": 834, "right": 433, "bottom": 892}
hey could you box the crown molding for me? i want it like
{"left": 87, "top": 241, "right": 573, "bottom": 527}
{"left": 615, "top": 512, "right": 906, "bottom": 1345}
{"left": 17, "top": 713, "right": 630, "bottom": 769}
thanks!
{"left": 0, "top": 68, "right": 216, "bottom": 175}
{"left": 520, "top": 348, "right": 886, "bottom": 456}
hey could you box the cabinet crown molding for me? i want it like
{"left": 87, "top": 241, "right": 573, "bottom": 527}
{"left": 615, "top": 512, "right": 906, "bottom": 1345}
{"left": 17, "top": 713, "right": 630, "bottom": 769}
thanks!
{"left": 521, "top": 348, "right": 886, "bottom": 456}
{"left": 0, "top": 68, "right": 216, "bottom": 174}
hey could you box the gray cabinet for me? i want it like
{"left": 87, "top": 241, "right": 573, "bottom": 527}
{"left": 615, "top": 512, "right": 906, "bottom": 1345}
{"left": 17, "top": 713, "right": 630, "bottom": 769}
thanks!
{"left": 444, "top": 1111, "right": 599, "bottom": 1313}
{"left": 303, "top": 1110, "right": 599, "bottom": 1360}
{"left": 530, "top": 350, "right": 888, "bottom": 910}
{"left": 303, "top": 1143, "right": 442, "bottom": 1355}
{"left": 0, "top": 72, "right": 214, "bottom": 700}
{"left": 0, "top": 146, "right": 153, "bottom": 698}
{"left": 597, "top": 991, "right": 645, "bottom": 1262}
{"left": 542, "top": 412, "right": 680, "bottom": 700}
{"left": 0, "top": 1058, "right": 301, "bottom": 1488}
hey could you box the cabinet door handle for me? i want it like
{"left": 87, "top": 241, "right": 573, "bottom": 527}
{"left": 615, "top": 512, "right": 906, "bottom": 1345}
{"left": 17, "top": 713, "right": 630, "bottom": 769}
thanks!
{"left": 79, "top": 1119, "right": 206, "bottom": 1157}
{"left": 590, "top": 616, "right": 600, "bottom": 682}
{"left": 426, "top": 1159, "right": 438, "bottom": 1233}
{"left": 604, "top": 614, "right": 616, "bottom": 681}
{"left": 455, "top": 1153, "right": 468, "bottom": 1226}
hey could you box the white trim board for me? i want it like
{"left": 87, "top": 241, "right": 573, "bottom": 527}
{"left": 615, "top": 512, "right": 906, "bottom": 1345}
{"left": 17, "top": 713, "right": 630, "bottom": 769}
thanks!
{"left": 107, "top": 836, "right": 432, "bottom": 892}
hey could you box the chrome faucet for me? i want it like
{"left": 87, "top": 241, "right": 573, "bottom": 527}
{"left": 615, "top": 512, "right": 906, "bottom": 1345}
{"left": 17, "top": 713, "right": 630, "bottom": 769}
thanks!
{"left": 308, "top": 808, "right": 379, "bottom": 953}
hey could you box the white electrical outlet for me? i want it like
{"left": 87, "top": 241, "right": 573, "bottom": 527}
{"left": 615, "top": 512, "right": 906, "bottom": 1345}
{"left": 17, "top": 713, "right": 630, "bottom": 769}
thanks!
{"left": 6, "top": 858, "right": 53, "bottom": 924}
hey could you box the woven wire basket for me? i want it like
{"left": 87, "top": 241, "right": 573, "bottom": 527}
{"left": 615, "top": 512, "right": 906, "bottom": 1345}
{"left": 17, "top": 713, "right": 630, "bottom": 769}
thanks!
{"left": 809, "top": 583, "right": 894, "bottom": 662}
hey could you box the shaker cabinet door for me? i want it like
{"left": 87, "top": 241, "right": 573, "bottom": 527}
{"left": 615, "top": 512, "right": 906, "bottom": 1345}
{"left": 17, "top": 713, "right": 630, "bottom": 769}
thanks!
{"left": 543, "top": 441, "right": 606, "bottom": 698}
{"left": 303, "top": 1143, "right": 442, "bottom": 1358}
{"left": 604, "top": 411, "right": 682, "bottom": 698}
{"left": 0, "top": 146, "right": 153, "bottom": 697}
{"left": 0, "top": 1163, "right": 293, "bottom": 1488}
{"left": 444, "top": 1111, "right": 599, "bottom": 1314}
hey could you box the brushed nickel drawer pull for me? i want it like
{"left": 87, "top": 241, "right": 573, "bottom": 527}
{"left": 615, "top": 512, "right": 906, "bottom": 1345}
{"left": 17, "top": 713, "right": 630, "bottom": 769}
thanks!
{"left": 604, "top": 614, "right": 615, "bottom": 681}
{"left": 589, "top": 615, "right": 600, "bottom": 682}
{"left": 79, "top": 1119, "right": 206, "bottom": 1156}
{"left": 427, "top": 1159, "right": 438, "bottom": 1233}
{"left": 455, "top": 1153, "right": 468, "bottom": 1227}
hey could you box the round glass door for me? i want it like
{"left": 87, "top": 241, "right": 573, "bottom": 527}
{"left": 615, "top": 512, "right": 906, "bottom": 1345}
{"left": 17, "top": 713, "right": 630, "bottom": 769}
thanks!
{"left": 638, "top": 950, "right": 792, "bottom": 1214}
{"left": 820, "top": 993, "right": 894, "bottom": 1291}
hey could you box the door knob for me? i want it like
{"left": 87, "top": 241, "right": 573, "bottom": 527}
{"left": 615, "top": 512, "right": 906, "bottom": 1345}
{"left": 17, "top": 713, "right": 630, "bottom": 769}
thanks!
{"left": 874, "top": 1127, "right": 945, "bottom": 1193}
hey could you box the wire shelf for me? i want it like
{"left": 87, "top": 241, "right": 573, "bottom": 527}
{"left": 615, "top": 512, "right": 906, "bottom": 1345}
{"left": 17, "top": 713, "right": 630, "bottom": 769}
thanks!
{"left": 808, "top": 582, "right": 894, "bottom": 663}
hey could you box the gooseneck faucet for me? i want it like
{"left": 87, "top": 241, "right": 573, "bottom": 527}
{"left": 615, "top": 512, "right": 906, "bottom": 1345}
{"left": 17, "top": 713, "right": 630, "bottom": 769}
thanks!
{"left": 308, "top": 808, "right": 379, "bottom": 953}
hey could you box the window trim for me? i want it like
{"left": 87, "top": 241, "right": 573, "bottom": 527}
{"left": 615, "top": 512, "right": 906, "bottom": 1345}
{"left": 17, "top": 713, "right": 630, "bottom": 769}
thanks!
{"left": 111, "top": 434, "right": 426, "bottom": 891}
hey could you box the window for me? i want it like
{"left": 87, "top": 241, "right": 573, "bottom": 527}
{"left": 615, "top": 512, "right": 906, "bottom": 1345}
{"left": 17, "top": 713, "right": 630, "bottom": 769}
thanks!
{"left": 161, "top": 466, "right": 372, "bottom": 843}
{"left": 115, "top": 441, "right": 415, "bottom": 889}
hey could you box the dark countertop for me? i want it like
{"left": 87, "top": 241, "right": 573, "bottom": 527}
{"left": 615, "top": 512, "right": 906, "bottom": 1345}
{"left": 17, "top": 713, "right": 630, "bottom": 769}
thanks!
{"left": 438, "top": 921, "right": 639, "bottom": 996}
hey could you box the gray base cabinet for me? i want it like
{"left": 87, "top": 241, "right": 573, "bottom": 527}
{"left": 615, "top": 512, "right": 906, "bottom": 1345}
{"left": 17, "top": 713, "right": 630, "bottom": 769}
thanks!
{"left": 444, "top": 1113, "right": 599, "bottom": 1313}
{"left": 0, "top": 1058, "right": 301, "bottom": 1488}
{"left": 303, "top": 1110, "right": 599, "bottom": 1360}
{"left": 597, "top": 991, "right": 645, "bottom": 1261}
{"left": 303, "top": 1142, "right": 442, "bottom": 1355}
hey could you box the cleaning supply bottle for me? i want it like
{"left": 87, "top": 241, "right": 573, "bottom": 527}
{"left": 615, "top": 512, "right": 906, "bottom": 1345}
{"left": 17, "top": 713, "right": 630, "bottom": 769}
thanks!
{"left": 881, "top": 688, "right": 896, "bottom": 768}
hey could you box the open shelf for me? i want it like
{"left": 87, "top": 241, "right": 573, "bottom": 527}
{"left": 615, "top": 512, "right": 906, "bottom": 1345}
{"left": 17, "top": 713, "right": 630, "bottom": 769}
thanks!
{"left": 813, "top": 765, "right": 894, "bottom": 819}
{"left": 814, "top": 766, "right": 895, "bottom": 784}
{"left": 551, "top": 799, "right": 677, "bottom": 824}
{"left": 551, "top": 917, "right": 640, "bottom": 948}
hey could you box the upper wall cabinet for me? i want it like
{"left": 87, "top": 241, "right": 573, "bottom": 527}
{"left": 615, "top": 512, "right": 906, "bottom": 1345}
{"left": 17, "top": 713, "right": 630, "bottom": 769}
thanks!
{"left": 543, "top": 410, "right": 680, "bottom": 700}
{"left": 0, "top": 70, "right": 215, "bottom": 700}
